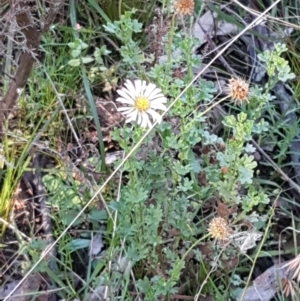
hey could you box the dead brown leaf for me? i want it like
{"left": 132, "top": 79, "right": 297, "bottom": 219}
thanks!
{"left": 95, "top": 97, "right": 123, "bottom": 128}
{"left": 0, "top": 274, "right": 44, "bottom": 301}
{"left": 216, "top": 202, "right": 231, "bottom": 219}
{"left": 222, "top": 256, "right": 239, "bottom": 271}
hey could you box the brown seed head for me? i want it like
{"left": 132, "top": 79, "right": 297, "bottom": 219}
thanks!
{"left": 281, "top": 278, "right": 298, "bottom": 299}
{"left": 227, "top": 77, "right": 249, "bottom": 104}
{"left": 285, "top": 254, "right": 300, "bottom": 282}
{"left": 208, "top": 217, "right": 230, "bottom": 240}
{"left": 220, "top": 166, "right": 229, "bottom": 174}
{"left": 174, "top": 0, "right": 194, "bottom": 16}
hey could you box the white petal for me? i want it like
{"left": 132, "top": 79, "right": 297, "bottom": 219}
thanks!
{"left": 150, "top": 97, "right": 167, "bottom": 106}
{"left": 117, "top": 85, "right": 132, "bottom": 97}
{"left": 150, "top": 104, "right": 167, "bottom": 111}
{"left": 117, "top": 106, "right": 132, "bottom": 111}
{"left": 150, "top": 103, "right": 167, "bottom": 111}
{"left": 147, "top": 109, "right": 162, "bottom": 123}
{"left": 125, "top": 110, "right": 138, "bottom": 123}
{"left": 140, "top": 80, "right": 147, "bottom": 96}
{"left": 134, "top": 80, "right": 143, "bottom": 97}
{"left": 145, "top": 114, "right": 152, "bottom": 128}
{"left": 147, "top": 87, "right": 164, "bottom": 100}
{"left": 137, "top": 111, "right": 143, "bottom": 125}
{"left": 117, "top": 107, "right": 135, "bottom": 114}
{"left": 116, "top": 91, "right": 135, "bottom": 104}
{"left": 140, "top": 112, "right": 151, "bottom": 128}
{"left": 140, "top": 117, "right": 146, "bottom": 128}
{"left": 124, "top": 80, "right": 138, "bottom": 98}
{"left": 116, "top": 98, "right": 132, "bottom": 106}
{"left": 149, "top": 94, "right": 167, "bottom": 103}
{"left": 125, "top": 118, "right": 133, "bottom": 124}
{"left": 127, "top": 110, "right": 138, "bottom": 118}
{"left": 144, "top": 83, "right": 157, "bottom": 99}
{"left": 117, "top": 87, "right": 133, "bottom": 98}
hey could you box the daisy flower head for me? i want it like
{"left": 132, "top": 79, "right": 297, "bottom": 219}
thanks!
{"left": 116, "top": 80, "right": 167, "bottom": 128}
{"left": 226, "top": 77, "right": 249, "bottom": 104}
{"left": 173, "top": 0, "right": 194, "bottom": 16}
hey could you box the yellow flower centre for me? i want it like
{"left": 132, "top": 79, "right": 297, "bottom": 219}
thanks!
{"left": 134, "top": 96, "right": 150, "bottom": 112}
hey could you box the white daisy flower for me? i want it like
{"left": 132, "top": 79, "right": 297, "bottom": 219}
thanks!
{"left": 116, "top": 79, "right": 167, "bottom": 128}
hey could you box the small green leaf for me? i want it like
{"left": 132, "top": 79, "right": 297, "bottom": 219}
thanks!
{"left": 173, "top": 162, "right": 191, "bottom": 175}
{"left": 245, "top": 143, "right": 256, "bottom": 153}
{"left": 68, "top": 59, "right": 81, "bottom": 67}
{"left": 88, "top": 209, "right": 108, "bottom": 221}
{"left": 43, "top": 174, "right": 60, "bottom": 191}
{"left": 61, "top": 212, "right": 83, "bottom": 226}
{"left": 66, "top": 238, "right": 90, "bottom": 252}
{"left": 81, "top": 56, "right": 94, "bottom": 64}
{"left": 71, "top": 49, "right": 81, "bottom": 58}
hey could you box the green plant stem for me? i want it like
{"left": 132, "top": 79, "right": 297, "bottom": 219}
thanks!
{"left": 199, "top": 259, "right": 224, "bottom": 299}
{"left": 81, "top": 64, "right": 106, "bottom": 171}
{"left": 238, "top": 202, "right": 276, "bottom": 301}
{"left": 184, "top": 95, "right": 230, "bottom": 130}
{"left": 168, "top": 234, "right": 211, "bottom": 291}
{"left": 166, "top": 14, "right": 176, "bottom": 74}
{"left": 176, "top": 97, "right": 228, "bottom": 155}
{"left": 200, "top": 96, "right": 230, "bottom": 117}
{"left": 118, "top": 0, "right": 122, "bottom": 18}
{"left": 168, "top": 235, "right": 211, "bottom": 291}
{"left": 181, "top": 233, "right": 210, "bottom": 262}
{"left": 83, "top": 244, "right": 93, "bottom": 301}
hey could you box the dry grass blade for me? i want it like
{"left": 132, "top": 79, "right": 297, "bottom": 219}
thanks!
{"left": 281, "top": 277, "right": 298, "bottom": 300}
{"left": 231, "top": 0, "right": 300, "bottom": 30}
{"left": 284, "top": 254, "right": 300, "bottom": 282}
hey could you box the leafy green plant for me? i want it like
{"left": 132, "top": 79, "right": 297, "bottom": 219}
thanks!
{"left": 258, "top": 43, "right": 296, "bottom": 86}
{"left": 0, "top": 131, "right": 33, "bottom": 236}
{"left": 47, "top": 5, "right": 298, "bottom": 297}
{"left": 17, "top": 3, "right": 298, "bottom": 300}
{"left": 43, "top": 171, "right": 108, "bottom": 228}
{"left": 67, "top": 39, "right": 93, "bottom": 67}
{"left": 84, "top": 0, "right": 156, "bottom": 25}
{"left": 103, "top": 20, "right": 290, "bottom": 298}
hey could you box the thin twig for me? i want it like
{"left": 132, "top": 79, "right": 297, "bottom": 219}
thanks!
{"left": 196, "top": 14, "right": 238, "bottom": 77}
{"left": 251, "top": 140, "right": 300, "bottom": 192}
{"left": 0, "top": 217, "right": 30, "bottom": 241}
{"left": 105, "top": 151, "right": 125, "bottom": 300}
{"left": 194, "top": 243, "right": 229, "bottom": 300}
{"left": 230, "top": 0, "right": 300, "bottom": 30}
{"left": 222, "top": 5, "right": 257, "bottom": 81}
